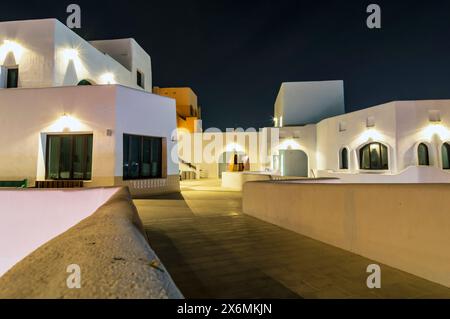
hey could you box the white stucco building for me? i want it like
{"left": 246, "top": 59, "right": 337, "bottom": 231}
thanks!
{"left": 186, "top": 80, "right": 450, "bottom": 185}
{"left": 0, "top": 18, "right": 179, "bottom": 195}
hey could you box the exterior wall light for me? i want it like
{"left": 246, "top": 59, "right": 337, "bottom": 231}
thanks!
{"left": 100, "top": 72, "right": 115, "bottom": 85}
{"left": 278, "top": 139, "right": 301, "bottom": 151}
{"left": 52, "top": 113, "right": 82, "bottom": 132}
{"left": 358, "top": 128, "right": 382, "bottom": 143}
{"left": 225, "top": 143, "right": 245, "bottom": 153}
{"left": 0, "top": 40, "right": 25, "bottom": 62}
{"left": 63, "top": 48, "right": 79, "bottom": 61}
{"left": 422, "top": 123, "right": 450, "bottom": 141}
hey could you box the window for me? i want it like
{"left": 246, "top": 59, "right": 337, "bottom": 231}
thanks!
{"left": 136, "top": 70, "right": 144, "bottom": 89}
{"left": 123, "top": 134, "right": 163, "bottom": 180}
{"left": 442, "top": 143, "right": 450, "bottom": 169}
{"left": 7, "top": 67, "right": 18, "bottom": 88}
{"left": 340, "top": 148, "right": 349, "bottom": 170}
{"left": 359, "top": 142, "right": 389, "bottom": 170}
{"left": 46, "top": 134, "right": 93, "bottom": 180}
{"left": 77, "top": 79, "right": 92, "bottom": 86}
{"left": 418, "top": 143, "right": 430, "bottom": 166}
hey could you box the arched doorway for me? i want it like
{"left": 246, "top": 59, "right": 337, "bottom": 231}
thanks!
{"left": 280, "top": 149, "right": 308, "bottom": 177}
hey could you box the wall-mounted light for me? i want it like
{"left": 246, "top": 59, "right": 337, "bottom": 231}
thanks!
{"left": 225, "top": 142, "right": 245, "bottom": 153}
{"left": 100, "top": 72, "right": 115, "bottom": 85}
{"left": 278, "top": 138, "right": 301, "bottom": 151}
{"left": 51, "top": 113, "right": 82, "bottom": 132}
{"left": 358, "top": 128, "right": 383, "bottom": 143}
{"left": 429, "top": 110, "right": 441, "bottom": 123}
{"left": 422, "top": 123, "right": 450, "bottom": 141}
{"left": 366, "top": 116, "right": 376, "bottom": 128}
{"left": 63, "top": 48, "right": 79, "bottom": 61}
{"left": 272, "top": 117, "right": 278, "bottom": 127}
{"left": 0, "top": 40, "right": 25, "bottom": 63}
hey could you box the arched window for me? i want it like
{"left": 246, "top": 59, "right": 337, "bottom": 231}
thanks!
{"left": 340, "top": 148, "right": 349, "bottom": 170}
{"left": 418, "top": 143, "right": 430, "bottom": 166}
{"left": 77, "top": 79, "right": 92, "bottom": 86}
{"left": 359, "top": 142, "right": 389, "bottom": 170}
{"left": 442, "top": 143, "right": 450, "bottom": 169}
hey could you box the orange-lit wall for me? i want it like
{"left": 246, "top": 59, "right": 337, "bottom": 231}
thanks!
{"left": 153, "top": 87, "right": 201, "bottom": 133}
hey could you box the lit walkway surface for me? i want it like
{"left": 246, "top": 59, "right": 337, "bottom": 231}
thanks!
{"left": 134, "top": 180, "right": 450, "bottom": 299}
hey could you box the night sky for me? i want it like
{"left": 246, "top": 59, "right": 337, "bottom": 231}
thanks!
{"left": 2, "top": 0, "right": 450, "bottom": 129}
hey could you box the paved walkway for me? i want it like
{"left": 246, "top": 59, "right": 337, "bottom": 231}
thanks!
{"left": 135, "top": 179, "right": 450, "bottom": 299}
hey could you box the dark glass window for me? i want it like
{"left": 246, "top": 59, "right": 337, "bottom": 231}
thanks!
{"left": 359, "top": 143, "right": 389, "bottom": 170}
{"left": 340, "top": 148, "right": 349, "bottom": 169}
{"left": 418, "top": 143, "right": 430, "bottom": 166}
{"left": 123, "top": 134, "right": 163, "bottom": 180}
{"left": 46, "top": 134, "right": 93, "bottom": 180}
{"left": 7, "top": 67, "right": 18, "bottom": 88}
{"left": 137, "top": 70, "right": 144, "bottom": 89}
{"left": 442, "top": 143, "right": 450, "bottom": 169}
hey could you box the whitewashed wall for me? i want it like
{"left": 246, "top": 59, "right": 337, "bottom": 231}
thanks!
{"left": 316, "top": 102, "right": 398, "bottom": 173}
{"left": 0, "top": 188, "right": 119, "bottom": 277}
{"left": 90, "top": 38, "right": 153, "bottom": 91}
{"left": 0, "top": 19, "right": 151, "bottom": 91}
{"left": 0, "top": 85, "right": 117, "bottom": 186}
{"left": 274, "top": 81, "right": 345, "bottom": 126}
{"left": 395, "top": 100, "right": 450, "bottom": 171}
{"left": 0, "top": 19, "right": 55, "bottom": 88}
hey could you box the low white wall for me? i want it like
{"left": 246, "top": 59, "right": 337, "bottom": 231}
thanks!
{"left": 318, "top": 166, "right": 450, "bottom": 183}
{"left": 0, "top": 187, "right": 183, "bottom": 299}
{"left": 221, "top": 172, "right": 271, "bottom": 190}
{"left": 243, "top": 182, "right": 450, "bottom": 288}
{"left": 0, "top": 188, "right": 119, "bottom": 277}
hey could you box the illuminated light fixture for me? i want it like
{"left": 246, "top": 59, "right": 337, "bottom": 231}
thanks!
{"left": 100, "top": 72, "right": 116, "bottom": 85}
{"left": 278, "top": 138, "right": 301, "bottom": 150}
{"left": 273, "top": 117, "right": 278, "bottom": 127}
{"left": 366, "top": 116, "right": 376, "bottom": 128}
{"left": 422, "top": 123, "right": 450, "bottom": 141}
{"left": 225, "top": 142, "right": 245, "bottom": 153}
{"left": 53, "top": 113, "right": 82, "bottom": 132}
{"left": 359, "top": 128, "right": 383, "bottom": 143}
{"left": 0, "top": 40, "right": 25, "bottom": 62}
{"left": 63, "top": 48, "right": 79, "bottom": 61}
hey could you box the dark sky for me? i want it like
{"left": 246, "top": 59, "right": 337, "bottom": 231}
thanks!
{"left": 2, "top": 0, "right": 450, "bottom": 129}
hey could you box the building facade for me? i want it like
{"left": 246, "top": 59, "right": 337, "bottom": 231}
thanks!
{"left": 0, "top": 18, "right": 179, "bottom": 195}
{"left": 184, "top": 81, "right": 450, "bottom": 184}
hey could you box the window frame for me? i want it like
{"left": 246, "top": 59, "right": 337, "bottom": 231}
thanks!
{"left": 442, "top": 142, "right": 450, "bottom": 170}
{"left": 136, "top": 70, "right": 145, "bottom": 89}
{"left": 340, "top": 147, "right": 349, "bottom": 170}
{"left": 359, "top": 142, "right": 389, "bottom": 171}
{"left": 123, "top": 133, "right": 163, "bottom": 180}
{"left": 45, "top": 134, "right": 93, "bottom": 181}
{"left": 6, "top": 66, "right": 18, "bottom": 88}
{"left": 417, "top": 143, "right": 430, "bottom": 166}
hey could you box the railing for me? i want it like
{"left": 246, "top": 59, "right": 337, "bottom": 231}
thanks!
{"left": 35, "top": 180, "right": 84, "bottom": 188}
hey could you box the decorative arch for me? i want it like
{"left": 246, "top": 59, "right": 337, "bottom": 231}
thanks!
{"left": 441, "top": 142, "right": 450, "bottom": 169}
{"left": 417, "top": 143, "right": 430, "bottom": 166}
